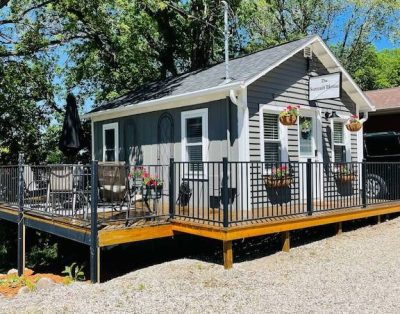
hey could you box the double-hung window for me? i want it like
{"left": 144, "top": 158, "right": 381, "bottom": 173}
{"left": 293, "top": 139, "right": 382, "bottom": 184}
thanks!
{"left": 181, "top": 109, "right": 208, "bottom": 173}
{"left": 103, "top": 123, "right": 119, "bottom": 162}
{"left": 263, "top": 113, "right": 281, "bottom": 163}
{"left": 333, "top": 121, "right": 346, "bottom": 162}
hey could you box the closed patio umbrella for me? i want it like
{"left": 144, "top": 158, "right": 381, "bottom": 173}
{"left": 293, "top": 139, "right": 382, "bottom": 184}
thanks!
{"left": 59, "top": 93, "right": 82, "bottom": 157}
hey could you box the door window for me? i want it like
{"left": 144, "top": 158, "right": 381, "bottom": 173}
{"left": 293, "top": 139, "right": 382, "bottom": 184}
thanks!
{"left": 299, "top": 116, "right": 314, "bottom": 157}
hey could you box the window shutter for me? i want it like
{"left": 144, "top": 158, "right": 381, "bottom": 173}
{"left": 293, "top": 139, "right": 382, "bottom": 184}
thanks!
{"left": 333, "top": 122, "right": 344, "bottom": 144}
{"left": 263, "top": 113, "right": 281, "bottom": 163}
{"left": 264, "top": 113, "right": 279, "bottom": 140}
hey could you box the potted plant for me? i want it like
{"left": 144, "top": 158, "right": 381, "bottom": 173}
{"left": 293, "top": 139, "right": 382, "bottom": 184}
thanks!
{"left": 334, "top": 165, "right": 355, "bottom": 183}
{"left": 346, "top": 115, "right": 362, "bottom": 132}
{"left": 128, "top": 166, "right": 145, "bottom": 188}
{"left": 264, "top": 165, "right": 292, "bottom": 188}
{"left": 300, "top": 118, "right": 312, "bottom": 138}
{"left": 143, "top": 172, "right": 163, "bottom": 199}
{"left": 279, "top": 105, "right": 300, "bottom": 126}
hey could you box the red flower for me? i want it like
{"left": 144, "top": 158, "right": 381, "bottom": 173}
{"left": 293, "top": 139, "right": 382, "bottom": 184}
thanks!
{"left": 287, "top": 105, "right": 292, "bottom": 110}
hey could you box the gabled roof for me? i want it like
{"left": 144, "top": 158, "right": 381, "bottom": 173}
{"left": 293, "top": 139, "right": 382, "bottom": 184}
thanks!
{"left": 89, "top": 36, "right": 315, "bottom": 114}
{"left": 84, "top": 34, "right": 374, "bottom": 120}
{"left": 365, "top": 87, "right": 400, "bottom": 111}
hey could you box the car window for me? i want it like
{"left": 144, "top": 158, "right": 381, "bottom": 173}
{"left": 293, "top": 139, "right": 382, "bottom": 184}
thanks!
{"left": 365, "top": 135, "right": 400, "bottom": 157}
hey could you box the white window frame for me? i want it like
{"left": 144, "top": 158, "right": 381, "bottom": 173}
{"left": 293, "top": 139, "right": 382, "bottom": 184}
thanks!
{"left": 102, "top": 122, "right": 119, "bottom": 162}
{"left": 181, "top": 109, "right": 209, "bottom": 175}
{"left": 259, "top": 104, "right": 289, "bottom": 174}
{"left": 331, "top": 116, "right": 351, "bottom": 163}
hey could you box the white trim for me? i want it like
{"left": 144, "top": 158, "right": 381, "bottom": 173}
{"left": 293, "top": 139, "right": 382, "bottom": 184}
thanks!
{"left": 83, "top": 82, "right": 243, "bottom": 121}
{"left": 237, "top": 88, "right": 250, "bottom": 161}
{"left": 181, "top": 108, "right": 209, "bottom": 166}
{"left": 102, "top": 122, "right": 119, "bottom": 162}
{"left": 259, "top": 104, "right": 289, "bottom": 165}
{"left": 244, "top": 36, "right": 319, "bottom": 87}
{"left": 315, "top": 37, "right": 375, "bottom": 112}
{"left": 296, "top": 107, "right": 323, "bottom": 162}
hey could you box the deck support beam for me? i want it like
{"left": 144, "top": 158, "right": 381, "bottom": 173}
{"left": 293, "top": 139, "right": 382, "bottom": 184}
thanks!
{"left": 90, "top": 160, "right": 99, "bottom": 283}
{"left": 17, "top": 224, "right": 25, "bottom": 276}
{"left": 281, "top": 231, "right": 290, "bottom": 252}
{"left": 335, "top": 222, "right": 343, "bottom": 235}
{"left": 223, "top": 241, "right": 233, "bottom": 269}
{"left": 17, "top": 153, "right": 25, "bottom": 276}
{"left": 377, "top": 215, "right": 381, "bottom": 224}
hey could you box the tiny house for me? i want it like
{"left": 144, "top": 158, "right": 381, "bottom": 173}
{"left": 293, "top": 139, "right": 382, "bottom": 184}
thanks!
{"left": 83, "top": 35, "right": 374, "bottom": 213}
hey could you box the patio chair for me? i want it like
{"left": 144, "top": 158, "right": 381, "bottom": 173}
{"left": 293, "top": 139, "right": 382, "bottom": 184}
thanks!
{"left": 45, "top": 165, "right": 89, "bottom": 217}
{"left": 98, "top": 162, "right": 131, "bottom": 216}
{"left": 24, "top": 166, "right": 48, "bottom": 208}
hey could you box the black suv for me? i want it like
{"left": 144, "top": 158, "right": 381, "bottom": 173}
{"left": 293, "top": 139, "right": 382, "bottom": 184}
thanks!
{"left": 364, "top": 132, "right": 400, "bottom": 199}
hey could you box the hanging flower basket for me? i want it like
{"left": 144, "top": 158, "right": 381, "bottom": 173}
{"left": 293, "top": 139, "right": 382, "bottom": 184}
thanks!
{"left": 264, "top": 165, "right": 292, "bottom": 188}
{"left": 264, "top": 175, "right": 293, "bottom": 188}
{"left": 279, "top": 105, "right": 300, "bottom": 126}
{"left": 345, "top": 115, "right": 362, "bottom": 132}
{"left": 279, "top": 115, "right": 297, "bottom": 126}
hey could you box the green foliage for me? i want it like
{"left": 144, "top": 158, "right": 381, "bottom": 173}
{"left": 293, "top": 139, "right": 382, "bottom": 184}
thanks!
{"left": 62, "top": 262, "right": 85, "bottom": 281}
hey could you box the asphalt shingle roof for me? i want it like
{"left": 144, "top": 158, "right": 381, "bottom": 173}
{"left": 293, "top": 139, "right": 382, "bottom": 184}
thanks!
{"left": 90, "top": 35, "right": 316, "bottom": 113}
{"left": 365, "top": 87, "right": 400, "bottom": 111}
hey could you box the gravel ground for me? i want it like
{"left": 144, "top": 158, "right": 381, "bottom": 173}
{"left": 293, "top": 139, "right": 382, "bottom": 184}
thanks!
{"left": 1, "top": 217, "right": 400, "bottom": 314}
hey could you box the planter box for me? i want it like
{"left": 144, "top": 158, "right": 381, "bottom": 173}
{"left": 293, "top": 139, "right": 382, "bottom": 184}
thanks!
{"left": 264, "top": 176, "right": 292, "bottom": 188}
{"left": 145, "top": 185, "right": 163, "bottom": 199}
{"left": 335, "top": 174, "right": 355, "bottom": 183}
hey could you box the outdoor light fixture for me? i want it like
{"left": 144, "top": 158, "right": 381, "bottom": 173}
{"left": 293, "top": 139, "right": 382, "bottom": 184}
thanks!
{"left": 325, "top": 111, "right": 339, "bottom": 120}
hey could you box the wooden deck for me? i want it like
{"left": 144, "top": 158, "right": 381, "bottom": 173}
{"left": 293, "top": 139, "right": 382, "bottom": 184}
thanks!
{"left": 2, "top": 200, "right": 400, "bottom": 277}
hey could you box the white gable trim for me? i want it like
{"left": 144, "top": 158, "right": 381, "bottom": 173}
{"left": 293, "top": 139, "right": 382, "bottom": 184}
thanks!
{"left": 83, "top": 35, "right": 374, "bottom": 121}
{"left": 244, "top": 35, "right": 374, "bottom": 112}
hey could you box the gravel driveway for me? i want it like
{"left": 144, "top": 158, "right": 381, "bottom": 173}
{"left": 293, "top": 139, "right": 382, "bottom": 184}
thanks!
{"left": 2, "top": 217, "right": 400, "bottom": 314}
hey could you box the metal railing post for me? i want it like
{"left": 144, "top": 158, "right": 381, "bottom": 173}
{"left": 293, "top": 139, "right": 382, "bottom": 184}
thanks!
{"left": 169, "top": 158, "right": 175, "bottom": 219}
{"left": 90, "top": 160, "right": 99, "bottom": 283}
{"left": 361, "top": 159, "right": 367, "bottom": 208}
{"left": 17, "top": 153, "right": 25, "bottom": 276}
{"left": 306, "top": 158, "right": 313, "bottom": 216}
{"left": 222, "top": 158, "right": 229, "bottom": 227}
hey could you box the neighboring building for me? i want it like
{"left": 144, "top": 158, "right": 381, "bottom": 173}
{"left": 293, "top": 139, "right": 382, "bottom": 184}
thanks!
{"left": 364, "top": 87, "right": 400, "bottom": 133}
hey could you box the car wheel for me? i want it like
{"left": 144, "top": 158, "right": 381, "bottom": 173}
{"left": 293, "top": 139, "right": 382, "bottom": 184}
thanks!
{"left": 366, "top": 174, "right": 387, "bottom": 199}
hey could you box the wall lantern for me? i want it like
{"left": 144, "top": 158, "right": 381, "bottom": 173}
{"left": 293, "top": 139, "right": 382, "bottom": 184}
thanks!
{"left": 324, "top": 111, "right": 339, "bottom": 120}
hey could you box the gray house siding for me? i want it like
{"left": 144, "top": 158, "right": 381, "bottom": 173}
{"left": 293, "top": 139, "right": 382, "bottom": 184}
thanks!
{"left": 247, "top": 51, "right": 359, "bottom": 210}
{"left": 93, "top": 99, "right": 238, "bottom": 164}
{"left": 248, "top": 51, "right": 358, "bottom": 163}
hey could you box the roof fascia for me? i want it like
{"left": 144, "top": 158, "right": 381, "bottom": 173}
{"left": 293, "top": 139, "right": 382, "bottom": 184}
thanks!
{"left": 84, "top": 81, "right": 244, "bottom": 121}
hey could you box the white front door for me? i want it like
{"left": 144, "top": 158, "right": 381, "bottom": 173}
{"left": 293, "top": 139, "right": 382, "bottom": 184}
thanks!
{"left": 298, "top": 109, "right": 323, "bottom": 201}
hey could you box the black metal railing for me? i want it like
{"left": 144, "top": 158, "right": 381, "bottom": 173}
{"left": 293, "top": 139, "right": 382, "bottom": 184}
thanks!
{"left": 1, "top": 158, "right": 400, "bottom": 228}
{"left": 170, "top": 159, "right": 400, "bottom": 226}
{"left": 0, "top": 165, "right": 19, "bottom": 206}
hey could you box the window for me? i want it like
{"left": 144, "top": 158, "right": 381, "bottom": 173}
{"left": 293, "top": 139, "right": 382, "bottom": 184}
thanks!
{"left": 299, "top": 116, "right": 314, "bottom": 157}
{"left": 333, "top": 121, "right": 346, "bottom": 162}
{"left": 102, "top": 123, "right": 119, "bottom": 162}
{"left": 263, "top": 113, "right": 281, "bottom": 163}
{"left": 181, "top": 109, "right": 208, "bottom": 172}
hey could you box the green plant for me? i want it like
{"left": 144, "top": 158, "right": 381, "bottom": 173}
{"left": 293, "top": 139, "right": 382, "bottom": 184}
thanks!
{"left": 300, "top": 118, "right": 312, "bottom": 132}
{"left": 348, "top": 114, "right": 361, "bottom": 124}
{"left": 138, "top": 283, "right": 145, "bottom": 291}
{"left": 279, "top": 105, "right": 300, "bottom": 118}
{"left": 336, "top": 165, "right": 353, "bottom": 175}
{"left": 62, "top": 263, "right": 85, "bottom": 282}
